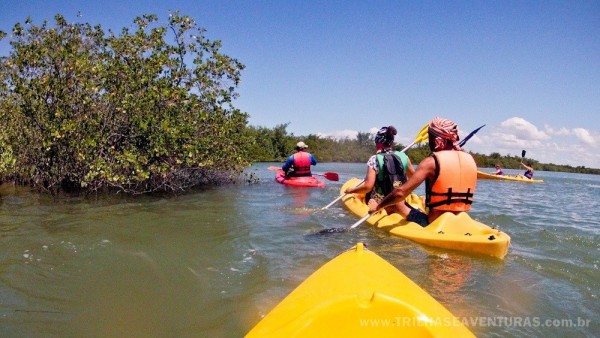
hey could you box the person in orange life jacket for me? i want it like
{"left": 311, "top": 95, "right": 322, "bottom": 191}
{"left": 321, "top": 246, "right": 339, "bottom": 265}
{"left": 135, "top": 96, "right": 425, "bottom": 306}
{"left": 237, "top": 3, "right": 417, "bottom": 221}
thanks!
{"left": 282, "top": 141, "right": 317, "bottom": 177}
{"left": 369, "top": 117, "right": 477, "bottom": 227}
{"left": 344, "top": 126, "right": 415, "bottom": 214}
{"left": 520, "top": 161, "right": 534, "bottom": 179}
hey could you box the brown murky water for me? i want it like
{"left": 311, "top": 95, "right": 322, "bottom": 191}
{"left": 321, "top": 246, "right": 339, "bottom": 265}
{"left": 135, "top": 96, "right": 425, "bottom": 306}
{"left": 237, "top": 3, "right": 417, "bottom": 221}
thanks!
{"left": 1, "top": 163, "right": 598, "bottom": 337}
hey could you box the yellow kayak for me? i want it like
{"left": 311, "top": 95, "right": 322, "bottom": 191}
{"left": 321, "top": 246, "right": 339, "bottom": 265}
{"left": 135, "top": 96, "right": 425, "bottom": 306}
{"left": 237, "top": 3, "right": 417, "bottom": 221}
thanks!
{"left": 477, "top": 170, "right": 543, "bottom": 183}
{"left": 341, "top": 178, "right": 510, "bottom": 259}
{"left": 246, "top": 243, "right": 475, "bottom": 338}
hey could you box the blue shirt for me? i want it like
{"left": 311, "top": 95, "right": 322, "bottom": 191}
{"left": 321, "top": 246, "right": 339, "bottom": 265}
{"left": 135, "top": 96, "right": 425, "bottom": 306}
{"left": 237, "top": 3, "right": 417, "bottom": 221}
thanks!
{"left": 282, "top": 152, "right": 317, "bottom": 174}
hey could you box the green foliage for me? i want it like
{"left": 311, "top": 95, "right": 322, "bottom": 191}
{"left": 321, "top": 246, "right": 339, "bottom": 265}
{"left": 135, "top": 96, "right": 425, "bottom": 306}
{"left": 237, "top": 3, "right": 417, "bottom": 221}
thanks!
{"left": 245, "top": 126, "right": 600, "bottom": 175}
{"left": 245, "top": 124, "right": 376, "bottom": 163}
{"left": 0, "top": 12, "right": 252, "bottom": 194}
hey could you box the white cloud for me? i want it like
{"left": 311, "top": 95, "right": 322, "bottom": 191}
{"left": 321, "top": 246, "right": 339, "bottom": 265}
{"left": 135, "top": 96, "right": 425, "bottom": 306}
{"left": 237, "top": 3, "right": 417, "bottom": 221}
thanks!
{"left": 500, "top": 117, "right": 549, "bottom": 140}
{"left": 545, "top": 125, "right": 571, "bottom": 136}
{"left": 470, "top": 117, "right": 600, "bottom": 168}
{"left": 572, "top": 128, "right": 595, "bottom": 145}
{"left": 317, "top": 117, "right": 600, "bottom": 168}
{"left": 544, "top": 125, "right": 596, "bottom": 145}
{"left": 318, "top": 127, "right": 379, "bottom": 140}
{"left": 317, "top": 129, "right": 359, "bottom": 140}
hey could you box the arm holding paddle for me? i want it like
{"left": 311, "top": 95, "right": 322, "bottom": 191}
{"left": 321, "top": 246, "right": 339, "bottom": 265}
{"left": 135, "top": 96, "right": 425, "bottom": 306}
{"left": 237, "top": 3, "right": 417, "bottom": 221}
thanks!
{"left": 520, "top": 161, "right": 534, "bottom": 179}
{"left": 321, "top": 123, "right": 427, "bottom": 210}
{"left": 518, "top": 149, "right": 535, "bottom": 179}
{"left": 322, "top": 160, "right": 377, "bottom": 211}
{"left": 281, "top": 155, "right": 294, "bottom": 175}
{"left": 370, "top": 120, "right": 484, "bottom": 227}
{"left": 369, "top": 157, "right": 433, "bottom": 216}
{"left": 319, "top": 120, "right": 484, "bottom": 234}
{"left": 344, "top": 165, "right": 376, "bottom": 195}
{"left": 520, "top": 161, "right": 533, "bottom": 171}
{"left": 345, "top": 157, "right": 415, "bottom": 195}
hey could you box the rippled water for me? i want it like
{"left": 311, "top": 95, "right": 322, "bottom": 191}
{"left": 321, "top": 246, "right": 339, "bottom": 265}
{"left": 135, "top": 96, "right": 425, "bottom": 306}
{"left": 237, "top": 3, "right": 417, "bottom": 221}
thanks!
{"left": 0, "top": 163, "right": 598, "bottom": 337}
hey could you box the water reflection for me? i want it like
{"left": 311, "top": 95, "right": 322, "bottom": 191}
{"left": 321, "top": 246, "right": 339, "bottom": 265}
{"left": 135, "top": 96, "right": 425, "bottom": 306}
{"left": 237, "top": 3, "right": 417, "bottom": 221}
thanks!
{"left": 428, "top": 255, "right": 474, "bottom": 310}
{"left": 0, "top": 167, "right": 599, "bottom": 337}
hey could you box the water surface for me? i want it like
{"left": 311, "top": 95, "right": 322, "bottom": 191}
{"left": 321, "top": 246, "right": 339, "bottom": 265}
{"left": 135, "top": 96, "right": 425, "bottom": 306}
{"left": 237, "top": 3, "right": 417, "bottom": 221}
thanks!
{"left": 0, "top": 163, "right": 598, "bottom": 337}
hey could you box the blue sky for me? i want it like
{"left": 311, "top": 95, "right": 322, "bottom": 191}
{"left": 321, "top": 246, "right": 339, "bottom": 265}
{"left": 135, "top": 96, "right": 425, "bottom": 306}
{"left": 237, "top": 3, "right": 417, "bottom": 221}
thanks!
{"left": 2, "top": 1, "right": 599, "bottom": 168}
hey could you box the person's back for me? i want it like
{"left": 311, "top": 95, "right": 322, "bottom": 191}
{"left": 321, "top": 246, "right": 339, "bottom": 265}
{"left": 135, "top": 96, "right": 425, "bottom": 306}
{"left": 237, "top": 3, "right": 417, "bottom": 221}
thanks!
{"left": 425, "top": 150, "right": 477, "bottom": 222}
{"left": 344, "top": 126, "right": 414, "bottom": 214}
{"left": 370, "top": 117, "right": 477, "bottom": 227}
{"left": 375, "top": 150, "right": 409, "bottom": 196}
{"left": 282, "top": 142, "right": 317, "bottom": 177}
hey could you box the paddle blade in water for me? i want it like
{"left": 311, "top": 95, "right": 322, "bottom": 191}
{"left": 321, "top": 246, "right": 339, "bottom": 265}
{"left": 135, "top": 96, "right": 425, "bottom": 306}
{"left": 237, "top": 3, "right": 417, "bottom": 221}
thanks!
{"left": 313, "top": 172, "right": 339, "bottom": 181}
{"left": 322, "top": 172, "right": 339, "bottom": 181}
{"left": 314, "top": 227, "right": 348, "bottom": 235}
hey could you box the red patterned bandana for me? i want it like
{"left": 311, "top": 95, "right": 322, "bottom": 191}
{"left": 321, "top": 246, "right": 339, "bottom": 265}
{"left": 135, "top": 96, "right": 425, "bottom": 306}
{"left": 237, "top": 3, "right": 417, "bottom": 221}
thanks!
{"left": 429, "top": 117, "right": 461, "bottom": 151}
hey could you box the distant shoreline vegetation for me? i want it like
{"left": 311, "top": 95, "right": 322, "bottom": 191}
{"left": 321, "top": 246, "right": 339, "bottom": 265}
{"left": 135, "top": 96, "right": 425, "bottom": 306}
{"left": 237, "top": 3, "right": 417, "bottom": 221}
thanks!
{"left": 246, "top": 123, "right": 600, "bottom": 176}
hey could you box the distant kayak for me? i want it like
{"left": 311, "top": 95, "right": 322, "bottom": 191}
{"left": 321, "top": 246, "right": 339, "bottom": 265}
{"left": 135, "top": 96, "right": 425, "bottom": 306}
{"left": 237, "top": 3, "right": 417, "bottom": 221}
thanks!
{"left": 245, "top": 243, "right": 475, "bottom": 338}
{"left": 341, "top": 178, "right": 511, "bottom": 259}
{"left": 477, "top": 170, "right": 544, "bottom": 183}
{"left": 275, "top": 169, "right": 325, "bottom": 188}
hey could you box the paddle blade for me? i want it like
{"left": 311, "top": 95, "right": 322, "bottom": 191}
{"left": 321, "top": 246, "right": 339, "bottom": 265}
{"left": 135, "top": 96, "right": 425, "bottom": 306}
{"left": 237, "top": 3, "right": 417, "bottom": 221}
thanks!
{"left": 414, "top": 123, "right": 430, "bottom": 144}
{"left": 313, "top": 172, "right": 339, "bottom": 181}
{"left": 400, "top": 123, "right": 429, "bottom": 152}
{"left": 322, "top": 172, "right": 339, "bottom": 181}
{"left": 267, "top": 166, "right": 280, "bottom": 171}
{"left": 521, "top": 150, "right": 526, "bottom": 158}
{"left": 458, "top": 124, "right": 485, "bottom": 147}
{"left": 314, "top": 227, "right": 348, "bottom": 235}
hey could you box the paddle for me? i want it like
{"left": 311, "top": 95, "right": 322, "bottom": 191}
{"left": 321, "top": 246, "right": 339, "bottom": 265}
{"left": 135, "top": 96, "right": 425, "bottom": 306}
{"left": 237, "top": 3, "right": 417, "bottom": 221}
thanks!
{"left": 313, "top": 172, "right": 339, "bottom": 181}
{"left": 458, "top": 124, "right": 485, "bottom": 147}
{"left": 519, "top": 149, "right": 529, "bottom": 178}
{"left": 321, "top": 180, "right": 363, "bottom": 210}
{"left": 318, "top": 123, "right": 485, "bottom": 234}
{"left": 267, "top": 166, "right": 339, "bottom": 181}
{"left": 316, "top": 210, "right": 382, "bottom": 234}
{"left": 350, "top": 213, "right": 371, "bottom": 229}
{"left": 400, "top": 123, "right": 430, "bottom": 152}
{"left": 320, "top": 123, "right": 429, "bottom": 211}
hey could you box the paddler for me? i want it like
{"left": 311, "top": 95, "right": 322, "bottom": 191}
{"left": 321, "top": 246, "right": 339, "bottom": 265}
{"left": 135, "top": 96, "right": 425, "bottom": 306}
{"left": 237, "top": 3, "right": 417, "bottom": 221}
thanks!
{"left": 282, "top": 141, "right": 317, "bottom": 177}
{"left": 343, "top": 125, "right": 415, "bottom": 214}
{"left": 520, "top": 161, "right": 534, "bottom": 179}
{"left": 493, "top": 164, "right": 504, "bottom": 175}
{"left": 369, "top": 117, "right": 477, "bottom": 227}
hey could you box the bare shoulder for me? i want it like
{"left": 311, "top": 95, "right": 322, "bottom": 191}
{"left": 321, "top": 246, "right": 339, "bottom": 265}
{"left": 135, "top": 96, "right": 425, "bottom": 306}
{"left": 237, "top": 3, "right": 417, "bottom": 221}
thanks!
{"left": 417, "top": 156, "right": 436, "bottom": 171}
{"left": 405, "top": 156, "right": 435, "bottom": 184}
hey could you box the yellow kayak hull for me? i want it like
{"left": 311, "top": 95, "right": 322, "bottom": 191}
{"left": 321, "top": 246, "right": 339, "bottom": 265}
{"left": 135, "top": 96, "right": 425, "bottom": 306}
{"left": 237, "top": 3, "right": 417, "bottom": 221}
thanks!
{"left": 246, "top": 243, "right": 475, "bottom": 338}
{"left": 341, "top": 178, "right": 510, "bottom": 259}
{"left": 477, "top": 170, "right": 543, "bottom": 183}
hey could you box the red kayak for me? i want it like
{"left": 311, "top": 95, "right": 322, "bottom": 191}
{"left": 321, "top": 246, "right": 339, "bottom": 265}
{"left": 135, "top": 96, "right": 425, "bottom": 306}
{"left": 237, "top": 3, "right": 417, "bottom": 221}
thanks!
{"left": 275, "top": 169, "right": 326, "bottom": 188}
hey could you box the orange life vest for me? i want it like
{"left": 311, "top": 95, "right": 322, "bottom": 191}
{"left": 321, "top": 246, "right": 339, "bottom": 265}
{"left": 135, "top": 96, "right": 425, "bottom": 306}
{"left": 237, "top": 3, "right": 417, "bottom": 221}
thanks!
{"left": 426, "top": 150, "right": 477, "bottom": 212}
{"left": 292, "top": 152, "right": 312, "bottom": 176}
